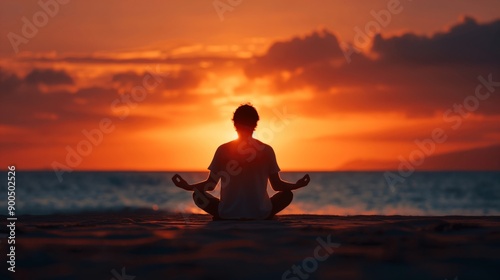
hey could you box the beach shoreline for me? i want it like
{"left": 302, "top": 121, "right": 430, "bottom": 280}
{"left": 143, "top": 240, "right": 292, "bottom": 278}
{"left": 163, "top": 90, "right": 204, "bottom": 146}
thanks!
{"left": 2, "top": 212, "right": 500, "bottom": 279}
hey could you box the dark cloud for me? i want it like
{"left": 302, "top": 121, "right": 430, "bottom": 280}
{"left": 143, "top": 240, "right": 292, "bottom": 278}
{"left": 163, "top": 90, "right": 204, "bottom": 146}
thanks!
{"left": 20, "top": 55, "right": 246, "bottom": 67}
{"left": 0, "top": 69, "right": 160, "bottom": 131}
{"left": 243, "top": 17, "right": 500, "bottom": 117}
{"left": 0, "top": 67, "right": 206, "bottom": 137}
{"left": 289, "top": 64, "right": 500, "bottom": 116}
{"left": 372, "top": 17, "right": 500, "bottom": 65}
{"left": 0, "top": 79, "right": 174, "bottom": 156}
{"left": 1, "top": 83, "right": 117, "bottom": 128}
{"left": 111, "top": 72, "right": 143, "bottom": 85}
{"left": 245, "top": 30, "right": 345, "bottom": 78}
{"left": 25, "top": 68, "right": 74, "bottom": 85}
{"left": 111, "top": 69, "right": 202, "bottom": 91}
{"left": 0, "top": 68, "right": 22, "bottom": 92}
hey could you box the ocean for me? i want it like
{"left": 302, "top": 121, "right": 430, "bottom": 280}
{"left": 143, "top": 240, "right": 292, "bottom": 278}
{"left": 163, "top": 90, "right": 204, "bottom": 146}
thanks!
{"left": 3, "top": 171, "right": 500, "bottom": 216}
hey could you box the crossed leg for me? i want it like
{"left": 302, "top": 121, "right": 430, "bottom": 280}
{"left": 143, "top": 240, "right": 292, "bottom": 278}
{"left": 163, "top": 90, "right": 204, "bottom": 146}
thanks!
{"left": 267, "top": 190, "right": 293, "bottom": 219}
{"left": 192, "top": 190, "right": 293, "bottom": 220}
{"left": 192, "top": 189, "right": 220, "bottom": 219}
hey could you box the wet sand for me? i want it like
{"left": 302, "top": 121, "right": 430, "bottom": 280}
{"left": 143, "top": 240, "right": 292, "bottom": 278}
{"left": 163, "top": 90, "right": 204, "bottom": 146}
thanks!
{"left": 2, "top": 212, "right": 500, "bottom": 280}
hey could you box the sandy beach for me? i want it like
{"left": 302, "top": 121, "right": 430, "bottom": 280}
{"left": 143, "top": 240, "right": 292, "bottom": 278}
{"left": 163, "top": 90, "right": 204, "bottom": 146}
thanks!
{"left": 1, "top": 212, "right": 499, "bottom": 280}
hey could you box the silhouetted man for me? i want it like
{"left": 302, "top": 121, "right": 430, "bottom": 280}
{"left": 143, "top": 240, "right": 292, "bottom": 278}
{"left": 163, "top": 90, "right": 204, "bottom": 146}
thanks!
{"left": 172, "top": 104, "right": 310, "bottom": 220}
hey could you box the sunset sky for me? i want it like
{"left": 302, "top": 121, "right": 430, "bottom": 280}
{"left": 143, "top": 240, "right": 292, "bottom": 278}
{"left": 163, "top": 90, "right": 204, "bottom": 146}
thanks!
{"left": 1, "top": 0, "right": 500, "bottom": 171}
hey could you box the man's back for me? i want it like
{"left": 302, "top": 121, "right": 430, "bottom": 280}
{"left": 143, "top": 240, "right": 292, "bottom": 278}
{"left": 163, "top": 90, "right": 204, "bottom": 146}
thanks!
{"left": 208, "top": 138, "right": 280, "bottom": 219}
{"left": 172, "top": 103, "right": 309, "bottom": 220}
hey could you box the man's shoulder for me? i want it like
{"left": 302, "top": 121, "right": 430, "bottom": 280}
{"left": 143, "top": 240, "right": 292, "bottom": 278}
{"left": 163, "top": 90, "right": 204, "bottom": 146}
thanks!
{"left": 252, "top": 139, "right": 273, "bottom": 150}
{"left": 217, "top": 141, "right": 234, "bottom": 150}
{"left": 214, "top": 141, "right": 236, "bottom": 155}
{"left": 217, "top": 139, "right": 274, "bottom": 151}
{"left": 247, "top": 139, "right": 275, "bottom": 157}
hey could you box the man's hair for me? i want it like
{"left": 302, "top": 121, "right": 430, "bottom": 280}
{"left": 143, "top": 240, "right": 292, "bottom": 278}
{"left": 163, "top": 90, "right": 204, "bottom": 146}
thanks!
{"left": 232, "top": 104, "right": 259, "bottom": 130}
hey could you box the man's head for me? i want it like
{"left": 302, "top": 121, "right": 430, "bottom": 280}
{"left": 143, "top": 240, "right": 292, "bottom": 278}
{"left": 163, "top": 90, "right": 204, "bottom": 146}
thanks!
{"left": 232, "top": 104, "right": 259, "bottom": 133}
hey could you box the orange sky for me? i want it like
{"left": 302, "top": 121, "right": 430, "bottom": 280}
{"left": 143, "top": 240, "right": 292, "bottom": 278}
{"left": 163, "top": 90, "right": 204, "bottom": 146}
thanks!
{"left": 1, "top": 1, "right": 500, "bottom": 171}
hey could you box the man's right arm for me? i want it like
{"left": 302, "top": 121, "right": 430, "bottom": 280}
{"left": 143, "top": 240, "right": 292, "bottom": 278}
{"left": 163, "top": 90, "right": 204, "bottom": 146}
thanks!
{"left": 269, "top": 173, "right": 310, "bottom": 191}
{"left": 172, "top": 172, "right": 220, "bottom": 192}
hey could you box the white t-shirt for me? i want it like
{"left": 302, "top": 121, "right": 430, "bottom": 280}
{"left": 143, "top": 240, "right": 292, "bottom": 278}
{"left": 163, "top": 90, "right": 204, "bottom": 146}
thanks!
{"left": 208, "top": 138, "right": 280, "bottom": 219}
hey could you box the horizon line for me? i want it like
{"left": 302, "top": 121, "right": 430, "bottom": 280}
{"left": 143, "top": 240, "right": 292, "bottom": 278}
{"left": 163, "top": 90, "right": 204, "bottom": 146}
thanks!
{"left": 6, "top": 168, "right": 500, "bottom": 172}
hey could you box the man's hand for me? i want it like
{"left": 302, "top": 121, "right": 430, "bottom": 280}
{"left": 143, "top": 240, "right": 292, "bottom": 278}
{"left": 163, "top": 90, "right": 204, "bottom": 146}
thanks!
{"left": 295, "top": 174, "right": 310, "bottom": 188}
{"left": 172, "top": 174, "right": 190, "bottom": 190}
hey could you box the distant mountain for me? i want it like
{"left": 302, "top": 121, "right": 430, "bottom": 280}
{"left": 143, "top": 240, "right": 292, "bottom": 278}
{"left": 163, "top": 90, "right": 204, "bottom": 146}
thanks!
{"left": 338, "top": 145, "right": 500, "bottom": 171}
